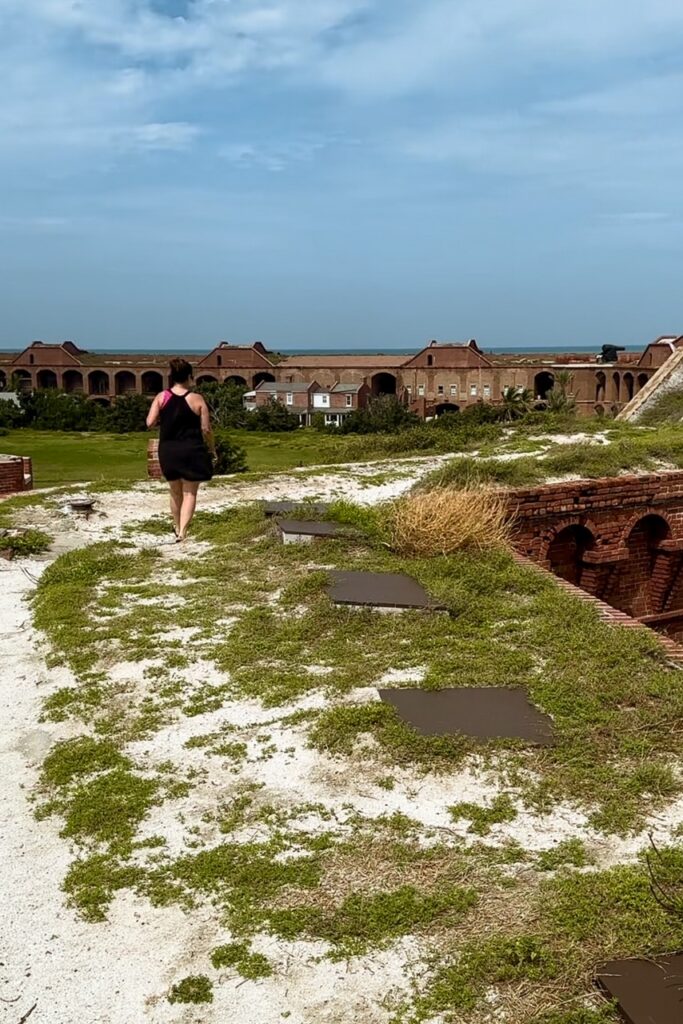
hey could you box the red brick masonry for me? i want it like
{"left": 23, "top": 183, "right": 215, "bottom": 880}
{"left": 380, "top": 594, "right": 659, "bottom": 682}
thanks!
{"left": 147, "top": 440, "right": 162, "bottom": 480}
{"left": 508, "top": 471, "right": 683, "bottom": 641}
{"left": 0, "top": 455, "right": 33, "bottom": 497}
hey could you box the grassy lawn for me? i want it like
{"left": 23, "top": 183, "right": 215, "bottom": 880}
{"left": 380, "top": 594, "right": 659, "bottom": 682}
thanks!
{"left": 0, "top": 429, "right": 341, "bottom": 486}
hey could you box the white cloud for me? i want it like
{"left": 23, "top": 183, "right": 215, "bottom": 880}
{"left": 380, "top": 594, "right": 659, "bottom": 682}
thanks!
{"left": 219, "top": 137, "right": 332, "bottom": 172}
{"left": 129, "top": 121, "right": 200, "bottom": 150}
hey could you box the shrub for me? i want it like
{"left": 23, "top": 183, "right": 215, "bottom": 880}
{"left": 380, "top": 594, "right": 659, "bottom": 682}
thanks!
{"left": 388, "top": 487, "right": 512, "bottom": 556}
{"left": 101, "top": 394, "right": 151, "bottom": 433}
{"left": 0, "top": 397, "right": 24, "bottom": 428}
{"left": 246, "top": 401, "right": 300, "bottom": 432}
{"left": 196, "top": 381, "right": 248, "bottom": 429}
{"left": 336, "top": 396, "right": 419, "bottom": 434}
{"left": 19, "top": 390, "right": 101, "bottom": 431}
{"left": 213, "top": 431, "right": 248, "bottom": 475}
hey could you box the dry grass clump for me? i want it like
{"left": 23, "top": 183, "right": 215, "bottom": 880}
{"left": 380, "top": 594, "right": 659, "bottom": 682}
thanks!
{"left": 389, "top": 487, "right": 513, "bottom": 557}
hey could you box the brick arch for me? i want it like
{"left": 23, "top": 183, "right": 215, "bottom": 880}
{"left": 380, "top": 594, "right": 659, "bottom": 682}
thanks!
{"left": 538, "top": 516, "right": 602, "bottom": 564}
{"left": 616, "top": 509, "right": 675, "bottom": 548}
{"left": 605, "top": 513, "right": 672, "bottom": 617}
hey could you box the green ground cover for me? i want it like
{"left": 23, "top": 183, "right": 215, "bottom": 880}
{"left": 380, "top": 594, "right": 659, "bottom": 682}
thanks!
{"left": 29, "top": 499, "right": 683, "bottom": 1020}
{"left": 0, "top": 429, "right": 349, "bottom": 486}
{"left": 4, "top": 417, "right": 683, "bottom": 490}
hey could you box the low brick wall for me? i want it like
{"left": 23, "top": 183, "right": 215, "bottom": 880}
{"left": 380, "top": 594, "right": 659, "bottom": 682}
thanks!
{"left": 507, "top": 471, "right": 683, "bottom": 620}
{"left": 0, "top": 455, "right": 33, "bottom": 497}
{"left": 147, "top": 439, "right": 162, "bottom": 480}
{"left": 509, "top": 471, "right": 683, "bottom": 561}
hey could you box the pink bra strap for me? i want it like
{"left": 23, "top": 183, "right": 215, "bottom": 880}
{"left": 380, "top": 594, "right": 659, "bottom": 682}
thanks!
{"left": 160, "top": 389, "right": 173, "bottom": 408}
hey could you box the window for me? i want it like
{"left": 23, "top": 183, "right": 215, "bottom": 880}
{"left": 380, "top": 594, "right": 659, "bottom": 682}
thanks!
{"left": 217, "top": 355, "right": 222, "bottom": 367}
{"left": 437, "top": 385, "right": 444, "bottom": 395}
{"left": 406, "top": 386, "right": 412, "bottom": 395}
{"left": 470, "top": 384, "right": 477, "bottom": 397}
{"left": 483, "top": 384, "right": 491, "bottom": 399}
{"left": 320, "top": 393, "right": 330, "bottom": 406}
{"left": 286, "top": 392, "right": 293, "bottom": 405}
{"left": 346, "top": 394, "right": 353, "bottom": 407}
{"left": 418, "top": 384, "right": 425, "bottom": 396}
{"left": 427, "top": 354, "right": 434, "bottom": 366}
{"left": 450, "top": 384, "right": 457, "bottom": 396}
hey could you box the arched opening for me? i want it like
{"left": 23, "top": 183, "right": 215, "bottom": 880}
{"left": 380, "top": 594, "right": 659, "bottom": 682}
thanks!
{"left": 623, "top": 372, "right": 634, "bottom": 402}
{"left": 12, "top": 369, "right": 32, "bottom": 393}
{"left": 225, "top": 375, "right": 247, "bottom": 388}
{"left": 608, "top": 515, "right": 671, "bottom": 617}
{"left": 547, "top": 525, "right": 595, "bottom": 587}
{"left": 141, "top": 371, "right": 164, "bottom": 395}
{"left": 612, "top": 372, "right": 620, "bottom": 401}
{"left": 594, "top": 404, "right": 605, "bottom": 417}
{"left": 91, "top": 397, "right": 110, "bottom": 408}
{"left": 253, "top": 372, "right": 276, "bottom": 388}
{"left": 115, "top": 370, "right": 137, "bottom": 396}
{"left": 89, "top": 371, "right": 110, "bottom": 396}
{"left": 534, "top": 371, "right": 555, "bottom": 401}
{"left": 196, "top": 374, "right": 218, "bottom": 386}
{"left": 371, "top": 372, "right": 397, "bottom": 397}
{"left": 595, "top": 371, "right": 606, "bottom": 402}
{"left": 637, "top": 373, "right": 648, "bottom": 391}
{"left": 0, "top": 370, "right": 6, "bottom": 392}
{"left": 62, "top": 369, "right": 83, "bottom": 394}
{"left": 435, "top": 402, "right": 460, "bottom": 416}
{"left": 610, "top": 404, "right": 619, "bottom": 417}
{"left": 36, "top": 369, "right": 58, "bottom": 389}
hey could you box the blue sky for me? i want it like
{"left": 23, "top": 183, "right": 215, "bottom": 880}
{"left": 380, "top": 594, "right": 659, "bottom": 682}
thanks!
{"left": 1, "top": 0, "right": 683, "bottom": 351}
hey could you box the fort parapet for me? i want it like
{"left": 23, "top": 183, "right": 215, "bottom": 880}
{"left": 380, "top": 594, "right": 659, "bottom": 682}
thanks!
{"left": 2, "top": 334, "right": 681, "bottom": 419}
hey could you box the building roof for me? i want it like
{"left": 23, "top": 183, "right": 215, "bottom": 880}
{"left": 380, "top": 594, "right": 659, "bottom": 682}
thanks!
{"left": 331, "top": 382, "right": 365, "bottom": 393}
{"left": 78, "top": 353, "right": 196, "bottom": 366}
{"left": 402, "top": 341, "right": 492, "bottom": 369}
{"left": 280, "top": 354, "right": 404, "bottom": 369}
{"left": 256, "top": 380, "right": 322, "bottom": 393}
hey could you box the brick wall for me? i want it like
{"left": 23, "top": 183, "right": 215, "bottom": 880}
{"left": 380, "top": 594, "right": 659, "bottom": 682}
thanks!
{"left": 147, "top": 440, "right": 162, "bottom": 480}
{"left": 508, "top": 470, "right": 683, "bottom": 629}
{"left": 0, "top": 455, "right": 32, "bottom": 496}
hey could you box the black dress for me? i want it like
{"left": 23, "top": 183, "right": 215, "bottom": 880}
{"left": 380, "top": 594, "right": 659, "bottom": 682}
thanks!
{"left": 158, "top": 392, "right": 213, "bottom": 482}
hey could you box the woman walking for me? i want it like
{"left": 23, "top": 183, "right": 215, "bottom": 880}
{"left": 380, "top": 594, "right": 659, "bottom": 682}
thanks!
{"left": 146, "top": 358, "right": 214, "bottom": 541}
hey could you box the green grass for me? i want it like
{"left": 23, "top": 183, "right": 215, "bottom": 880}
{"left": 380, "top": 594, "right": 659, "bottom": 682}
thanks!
{"left": 167, "top": 975, "right": 213, "bottom": 1004}
{"left": 6, "top": 418, "right": 683, "bottom": 491}
{"left": 639, "top": 390, "right": 683, "bottom": 426}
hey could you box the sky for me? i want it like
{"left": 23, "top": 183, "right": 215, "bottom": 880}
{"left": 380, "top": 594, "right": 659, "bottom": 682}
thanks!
{"left": 1, "top": 0, "right": 683, "bottom": 351}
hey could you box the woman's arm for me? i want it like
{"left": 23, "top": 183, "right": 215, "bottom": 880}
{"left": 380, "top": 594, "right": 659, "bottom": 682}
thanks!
{"left": 146, "top": 393, "right": 162, "bottom": 429}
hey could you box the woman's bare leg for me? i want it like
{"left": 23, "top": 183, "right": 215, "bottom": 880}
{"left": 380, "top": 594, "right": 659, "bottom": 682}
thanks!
{"left": 169, "top": 480, "right": 183, "bottom": 535}
{"left": 179, "top": 480, "right": 200, "bottom": 539}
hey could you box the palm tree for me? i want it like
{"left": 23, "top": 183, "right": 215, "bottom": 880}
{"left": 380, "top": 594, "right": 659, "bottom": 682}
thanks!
{"left": 501, "top": 385, "right": 533, "bottom": 421}
{"left": 546, "top": 371, "right": 577, "bottom": 414}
